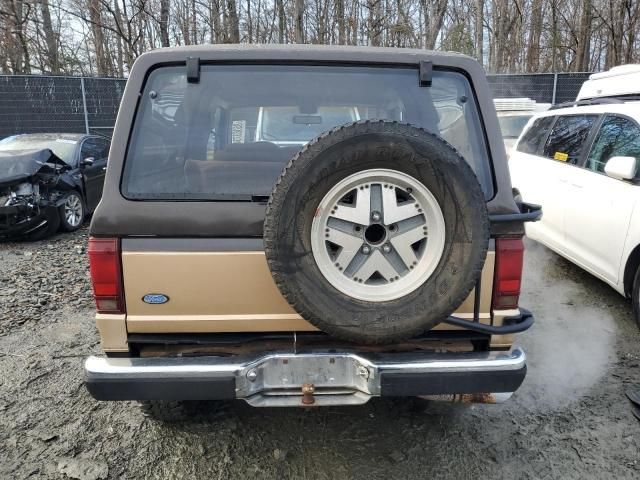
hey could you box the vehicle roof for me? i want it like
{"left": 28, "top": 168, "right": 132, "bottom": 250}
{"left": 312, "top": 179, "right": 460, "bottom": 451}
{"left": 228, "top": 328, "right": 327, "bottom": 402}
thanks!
{"left": 137, "top": 43, "right": 471, "bottom": 64}
{"left": 577, "top": 64, "right": 640, "bottom": 100}
{"left": 532, "top": 101, "right": 640, "bottom": 119}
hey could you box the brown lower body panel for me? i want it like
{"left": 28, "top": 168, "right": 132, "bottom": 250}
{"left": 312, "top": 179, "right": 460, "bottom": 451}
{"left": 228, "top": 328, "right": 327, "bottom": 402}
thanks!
{"left": 99, "top": 248, "right": 501, "bottom": 351}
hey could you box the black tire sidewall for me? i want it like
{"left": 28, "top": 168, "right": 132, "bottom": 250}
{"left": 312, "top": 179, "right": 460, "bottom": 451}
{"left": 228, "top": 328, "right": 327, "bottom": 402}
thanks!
{"left": 632, "top": 267, "right": 640, "bottom": 329}
{"left": 265, "top": 122, "right": 489, "bottom": 343}
{"left": 59, "top": 191, "right": 85, "bottom": 232}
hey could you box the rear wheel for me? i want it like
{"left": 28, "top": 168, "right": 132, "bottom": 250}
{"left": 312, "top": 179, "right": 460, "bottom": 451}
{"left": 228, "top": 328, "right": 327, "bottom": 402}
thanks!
{"left": 632, "top": 267, "right": 640, "bottom": 329}
{"left": 59, "top": 191, "right": 85, "bottom": 232}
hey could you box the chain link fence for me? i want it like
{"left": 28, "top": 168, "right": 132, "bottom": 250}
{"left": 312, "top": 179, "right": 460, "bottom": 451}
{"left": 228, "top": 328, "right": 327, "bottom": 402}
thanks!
{"left": 486, "top": 72, "right": 592, "bottom": 104}
{"left": 0, "top": 75, "right": 126, "bottom": 140}
{"left": 0, "top": 72, "right": 592, "bottom": 139}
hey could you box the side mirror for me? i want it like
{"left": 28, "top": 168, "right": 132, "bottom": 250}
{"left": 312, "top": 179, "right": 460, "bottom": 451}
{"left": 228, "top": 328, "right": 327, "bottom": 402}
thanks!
{"left": 604, "top": 156, "right": 637, "bottom": 181}
{"left": 80, "top": 157, "right": 95, "bottom": 167}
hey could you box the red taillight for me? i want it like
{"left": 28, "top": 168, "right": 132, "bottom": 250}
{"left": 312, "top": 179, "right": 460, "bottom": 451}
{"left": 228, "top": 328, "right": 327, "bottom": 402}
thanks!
{"left": 88, "top": 237, "right": 125, "bottom": 314}
{"left": 492, "top": 237, "right": 524, "bottom": 310}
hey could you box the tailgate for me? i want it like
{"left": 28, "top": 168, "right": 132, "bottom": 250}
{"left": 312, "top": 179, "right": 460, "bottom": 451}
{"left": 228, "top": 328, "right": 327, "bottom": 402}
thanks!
{"left": 120, "top": 238, "right": 495, "bottom": 334}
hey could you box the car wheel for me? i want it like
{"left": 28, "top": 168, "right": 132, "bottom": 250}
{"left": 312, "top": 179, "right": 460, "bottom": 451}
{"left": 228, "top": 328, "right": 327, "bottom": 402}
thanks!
{"left": 632, "top": 266, "right": 640, "bottom": 329}
{"left": 264, "top": 120, "right": 489, "bottom": 344}
{"left": 59, "top": 191, "right": 85, "bottom": 232}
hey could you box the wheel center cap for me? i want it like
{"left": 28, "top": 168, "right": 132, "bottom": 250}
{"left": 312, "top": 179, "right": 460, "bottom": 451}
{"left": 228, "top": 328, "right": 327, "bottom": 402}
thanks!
{"left": 364, "top": 223, "right": 386, "bottom": 245}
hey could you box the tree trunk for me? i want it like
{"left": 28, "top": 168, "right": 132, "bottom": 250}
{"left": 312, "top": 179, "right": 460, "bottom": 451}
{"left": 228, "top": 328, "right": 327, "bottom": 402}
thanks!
{"left": 246, "top": 0, "right": 252, "bottom": 43}
{"left": 160, "top": 0, "right": 170, "bottom": 47}
{"left": 526, "top": 0, "right": 542, "bottom": 72}
{"left": 210, "top": 0, "right": 222, "bottom": 43}
{"left": 88, "top": 0, "right": 107, "bottom": 76}
{"left": 475, "top": 0, "right": 484, "bottom": 65}
{"left": 39, "top": 0, "right": 58, "bottom": 73}
{"left": 225, "top": 0, "right": 240, "bottom": 43}
{"left": 113, "top": 0, "right": 124, "bottom": 76}
{"left": 575, "top": 0, "right": 592, "bottom": 71}
{"left": 336, "top": 0, "right": 346, "bottom": 44}
{"left": 551, "top": 0, "right": 558, "bottom": 72}
{"left": 368, "top": 0, "right": 381, "bottom": 46}
{"left": 419, "top": 0, "right": 447, "bottom": 50}
{"left": 294, "top": 0, "right": 304, "bottom": 43}
{"left": 351, "top": 0, "right": 359, "bottom": 45}
{"left": 274, "top": 0, "right": 285, "bottom": 43}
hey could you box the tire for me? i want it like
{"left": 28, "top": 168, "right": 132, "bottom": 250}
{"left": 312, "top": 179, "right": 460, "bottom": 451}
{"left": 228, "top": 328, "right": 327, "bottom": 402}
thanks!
{"left": 632, "top": 267, "right": 640, "bottom": 330}
{"left": 264, "top": 120, "right": 489, "bottom": 344}
{"left": 59, "top": 191, "right": 85, "bottom": 232}
{"left": 138, "top": 400, "right": 195, "bottom": 422}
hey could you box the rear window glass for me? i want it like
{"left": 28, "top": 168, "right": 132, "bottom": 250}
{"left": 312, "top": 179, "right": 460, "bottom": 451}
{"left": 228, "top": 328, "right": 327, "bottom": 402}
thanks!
{"left": 516, "top": 116, "right": 555, "bottom": 155}
{"left": 122, "top": 65, "right": 493, "bottom": 200}
{"left": 498, "top": 114, "right": 533, "bottom": 139}
{"left": 542, "top": 114, "right": 598, "bottom": 165}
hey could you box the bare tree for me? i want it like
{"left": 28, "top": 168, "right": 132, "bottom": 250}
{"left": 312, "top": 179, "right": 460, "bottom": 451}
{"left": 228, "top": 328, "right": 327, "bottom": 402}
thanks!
{"left": 294, "top": 0, "right": 304, "bottom": 43}
{"left": 1, "top": 0, "right": 639, "bottom": 76}
{"left": 160, "top": 0, "right": 170, "bottom": 46}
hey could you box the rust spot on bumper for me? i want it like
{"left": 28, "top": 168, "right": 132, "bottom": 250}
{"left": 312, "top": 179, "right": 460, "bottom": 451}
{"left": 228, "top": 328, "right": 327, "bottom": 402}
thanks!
{"left": 301, "top": 383, "right": 315, "bottom": 405}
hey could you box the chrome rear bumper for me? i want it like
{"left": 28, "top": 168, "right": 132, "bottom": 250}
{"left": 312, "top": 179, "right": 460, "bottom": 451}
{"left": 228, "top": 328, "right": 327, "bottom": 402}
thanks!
{"left": 85, "top": 348, "right": 526, "bottom": 407}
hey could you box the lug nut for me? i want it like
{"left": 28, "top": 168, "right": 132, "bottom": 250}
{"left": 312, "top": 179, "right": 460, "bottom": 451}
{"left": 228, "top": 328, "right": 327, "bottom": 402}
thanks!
{"left": 362, "top": 245, "right": 371, "bottom": 255}
{"left": 246, "top": 369, "right": 258, "bottom": 381}
{"left": 371, "top": 211, "right": 381, "bottom": 222}
{"left": 382, "top": 244, "right": 391, "bottom": 253}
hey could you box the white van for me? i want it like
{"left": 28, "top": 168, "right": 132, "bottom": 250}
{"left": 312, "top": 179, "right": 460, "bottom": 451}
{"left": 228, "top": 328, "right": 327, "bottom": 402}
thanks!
{"left": 509, "top": 65, "right": 640, "bottom": 326}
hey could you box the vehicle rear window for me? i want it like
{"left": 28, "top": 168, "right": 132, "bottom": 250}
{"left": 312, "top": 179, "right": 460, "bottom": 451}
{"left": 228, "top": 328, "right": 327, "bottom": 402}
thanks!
{"left": 498, "top": 114, "right": 533, "bottom": 139}
{"left": 542, "top": 114, "right": 598, "bottom": 165}
{"left": 516, "top": 116, "right": 555, "bottom": 155}
{"left": 121, "top": 65, "right": 493, "bottom": 200}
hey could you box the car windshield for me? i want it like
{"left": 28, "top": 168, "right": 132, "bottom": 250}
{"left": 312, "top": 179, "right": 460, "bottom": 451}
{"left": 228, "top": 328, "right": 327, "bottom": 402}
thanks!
{"left": 0, "top": 136, "right": 78, "bottom": 165}
{"left": 498, "top": 114, "right": 533, "bottom": 139}
{"left": 122, "top": 65, "right": 492, "bottom": 200}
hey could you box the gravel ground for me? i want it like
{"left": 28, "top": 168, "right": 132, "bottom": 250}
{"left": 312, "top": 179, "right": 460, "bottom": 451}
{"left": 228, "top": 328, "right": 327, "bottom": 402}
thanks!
{"left": 1, "top": 229, "right": 639, "bottom": 479}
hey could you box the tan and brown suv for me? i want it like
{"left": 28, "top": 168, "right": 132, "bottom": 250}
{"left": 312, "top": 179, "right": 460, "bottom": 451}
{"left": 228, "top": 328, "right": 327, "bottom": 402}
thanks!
{"left": 84, "top": 45, "right": 540, "bottom": 419}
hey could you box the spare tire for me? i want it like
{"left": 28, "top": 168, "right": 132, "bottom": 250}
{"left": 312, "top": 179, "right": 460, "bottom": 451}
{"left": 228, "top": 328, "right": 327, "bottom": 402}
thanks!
{"left": 264, "top": 121, "right": 489, "bottom": 344}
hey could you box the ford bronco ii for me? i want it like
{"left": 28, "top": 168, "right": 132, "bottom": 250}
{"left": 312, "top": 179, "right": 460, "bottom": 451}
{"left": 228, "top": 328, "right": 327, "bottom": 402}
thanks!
{"left": 84, "top": 45, "right": 540, "bottom": 420}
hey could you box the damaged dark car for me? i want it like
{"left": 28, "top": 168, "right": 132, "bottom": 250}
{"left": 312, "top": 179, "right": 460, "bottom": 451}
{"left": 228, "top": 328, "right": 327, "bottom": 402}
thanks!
{"left": 0, "top": 133, "right": 109, "bottom": 240}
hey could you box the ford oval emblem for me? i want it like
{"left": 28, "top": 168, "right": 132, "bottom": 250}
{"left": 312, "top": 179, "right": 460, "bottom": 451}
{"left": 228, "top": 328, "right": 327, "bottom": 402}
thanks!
{"left": 142, "top": 294, "right": 169, "bottom": 305}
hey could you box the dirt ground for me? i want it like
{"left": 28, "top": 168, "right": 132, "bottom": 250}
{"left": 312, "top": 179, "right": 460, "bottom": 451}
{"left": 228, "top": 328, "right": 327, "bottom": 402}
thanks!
{"left": 1, "top": 228, "right": 639, "bottom": 479}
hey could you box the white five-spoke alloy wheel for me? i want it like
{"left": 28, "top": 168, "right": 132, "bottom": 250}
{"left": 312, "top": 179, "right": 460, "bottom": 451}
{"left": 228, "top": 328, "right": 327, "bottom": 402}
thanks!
{"left": 310, "top": 169, "right": 445, "bottom": 302}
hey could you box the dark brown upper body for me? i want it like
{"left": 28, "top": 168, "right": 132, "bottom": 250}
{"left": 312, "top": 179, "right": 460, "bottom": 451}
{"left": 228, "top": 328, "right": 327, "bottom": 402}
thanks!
{"left": 91, "top": 44, "right": 519, "bottom": 239}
